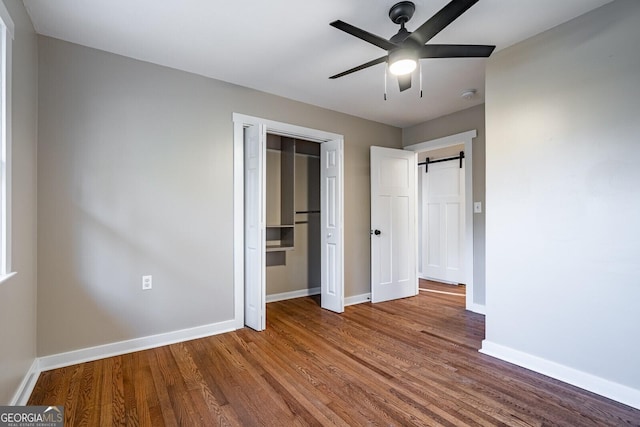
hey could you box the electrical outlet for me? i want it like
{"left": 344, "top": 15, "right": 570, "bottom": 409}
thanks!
{"left": 142, "top": 275, "right": 152, "bottom": 290}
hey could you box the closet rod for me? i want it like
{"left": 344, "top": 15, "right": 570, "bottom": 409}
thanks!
{"left": 296, "top": 210, "right": 320, "bottom": 214}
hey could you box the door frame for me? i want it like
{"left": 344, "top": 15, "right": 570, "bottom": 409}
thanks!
{"left": 404, "top": 130, "right": 481, "bottom": 314}
{"left": 232, "top": 113, "right": 345, "bottom": 329}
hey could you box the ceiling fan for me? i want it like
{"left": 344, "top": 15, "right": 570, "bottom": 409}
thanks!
{"left": 329, "top": 0, "right": 495, "bottom": 92}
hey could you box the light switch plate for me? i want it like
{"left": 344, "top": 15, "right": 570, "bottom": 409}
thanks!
{"left": 142, "top": 275, "right": 152, "bottom": 290}
{"left": 474, "top": 202, "right": 482, "bottom": 214}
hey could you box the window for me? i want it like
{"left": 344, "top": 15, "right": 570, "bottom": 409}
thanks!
{"left": 0, "top": 2, "right": 13, "bottom": 280}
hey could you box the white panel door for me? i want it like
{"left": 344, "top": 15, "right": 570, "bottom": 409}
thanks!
{"left": 321, "top": 139, "right": 344, "bottom": 313}
{"left": 244, "top": 124, "right": 266, "bottom": 331}
{"left": 370, "top": 146, "right": 417, "bottom": 303}
{"left": 422, "top": 160, "right": 465, "bottom": 284}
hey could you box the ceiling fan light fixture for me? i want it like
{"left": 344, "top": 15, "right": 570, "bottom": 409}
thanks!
{"left": 389, "top": 58, "right": 417, "bottom": 75}
{"left": 388, "top": 49, "right": 418, "bottom": 76}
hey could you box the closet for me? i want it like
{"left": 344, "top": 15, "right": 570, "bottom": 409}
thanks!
{"left": 265, "top": 133, "right": 321, "bottom": 299}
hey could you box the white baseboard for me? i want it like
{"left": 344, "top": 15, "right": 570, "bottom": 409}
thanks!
{"left": 345, "top": 293, "right": 371, "bottom": 306}
{"left": 11, "top": 358, "right": 40, "bottom": 406}
{"left": 467, "top": 302, "right": 486, "bottom": 315}
{"left": 480, "top": 340, "right": 640, "bottom": 410}
{"left": 419, "top": 275, "right": 459, "bottom": 285}
{"left": 266, "top": 287, "right": 320, "bottom": 303}
{"left": 38, "top": 319, "right": 238, "bottom": 372}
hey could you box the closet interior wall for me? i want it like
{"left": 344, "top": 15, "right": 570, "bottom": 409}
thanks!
{"left": 266, "top": 134, "right": 321, "bottom": 297}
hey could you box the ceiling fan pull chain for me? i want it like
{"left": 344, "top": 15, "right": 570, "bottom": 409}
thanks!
{"left": 419, "top": 61, "right": 423, "bottom": 98}
{"left": 384, "top": 65, "right": 388, "bottom": 101}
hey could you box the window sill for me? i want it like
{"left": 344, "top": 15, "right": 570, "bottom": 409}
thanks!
{"left": 0, "top": 271, "right": 17, "bottom": 285}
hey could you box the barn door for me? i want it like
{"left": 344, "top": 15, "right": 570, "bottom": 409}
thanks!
{"left": 422, "top": 160, "right": 465, "bottom": 284}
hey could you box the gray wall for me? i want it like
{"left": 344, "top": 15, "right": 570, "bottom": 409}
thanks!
{"left": 37, "top": 36, "right": 401, "bottom": 356}
{"left": 484, "top": 0, "right": 640, "bottom": 392}
{"left": 0, "top": 0, "right": 38, "bottom": 404}
{"left": 403, "top": 104, "right": 486, "bottom": 306}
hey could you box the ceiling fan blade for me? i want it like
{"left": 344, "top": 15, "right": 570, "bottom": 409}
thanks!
{"left": 398, "top": 74, "right": 412, "bottom": 92}
{"left": 330, "top": 20, "right": 398, "bottom": 51}
{"left": 408, "top": 0, "right": 478, "bottom": 46}
{"left": 329, "top": 56, "right": 388, "bottom": 79}
{"left": 419, "top": 44, "right": 495, "bottom": 58}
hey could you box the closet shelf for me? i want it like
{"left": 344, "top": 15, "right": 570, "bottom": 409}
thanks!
{"left": 266, "top": 244, "right": 294, "bottom": 252}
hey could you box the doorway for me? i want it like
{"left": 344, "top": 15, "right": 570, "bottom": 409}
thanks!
{"left": 232, "top": 114, "right": 345, "bottom": 331}
{"left": 418, "top": 145, "right": 465, "bottom": 285}
{"left": 264, "top": 135, "right": 321, "bottom": 303}
{"left": 404, "top": 130, "right": 480, "bottom": 313}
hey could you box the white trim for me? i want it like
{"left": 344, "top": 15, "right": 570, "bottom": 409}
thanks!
{"left": 0, "top": 2, "right": 14, "bottom": 39}
{"left": 233, "top": 113, "right": 341, "bottom": 143}
{"left": 232, "top": 113, "right": 345, "bottom": 328}
{"left": 266, "top": 287, "right": 321, "bottom": 303}
{"left": 419, "top": 275, "right": 459, "bottom": 286}
{"left": 0, "top": 9, "right": 12, "bottom": 277}
{"left": 10, "top": 358, "right": 40, "bottom": 406}
{"left": 468, "top": 303, "right": 486, "bottom": 315}
{"left": 404, "top": 130, "right": 481, "bottom": 313}
{"left": 406, "top": 130, "right": 477, "bottom": 152}
{"left": 480, "top": 340, "right": 640, "bottom": 410}
{"left": 39, "top": 319, "right": 238, "bottom": 372}
{"left": 0, "top": 270, "right": 15, "bottom": 284}
{"left": 345, "top": 293, "right": 371, "bottom": 306}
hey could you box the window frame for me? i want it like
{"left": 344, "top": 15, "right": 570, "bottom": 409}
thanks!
{"left": 0, "top": 1, "right": 14, "bottom": 282}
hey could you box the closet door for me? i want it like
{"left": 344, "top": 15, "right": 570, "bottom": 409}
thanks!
{"left": 320, "top": 138, "right": 344, "bottom": 313}
{"left": 244, "top": 123, "right": 266, "bottom": 331}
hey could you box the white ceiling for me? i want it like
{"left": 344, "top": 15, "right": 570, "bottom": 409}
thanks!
{"left": 23, "top": 0, "right": 613, "bottom": 128}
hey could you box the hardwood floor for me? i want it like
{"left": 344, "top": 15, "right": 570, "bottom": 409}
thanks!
{"left": 419, "top": 280, "right": 466, "bottom": 296}
{"left": 29, "top": 282, "right": 640, "bottom": 426}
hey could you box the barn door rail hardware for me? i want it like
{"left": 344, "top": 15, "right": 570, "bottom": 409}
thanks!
{"left": 417, "top": 151, "right": 464, "bottom": 173}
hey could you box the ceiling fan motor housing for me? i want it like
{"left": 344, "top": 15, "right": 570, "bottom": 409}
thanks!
{"left": 389, "top": 1, "right": 416, "bottom": 25}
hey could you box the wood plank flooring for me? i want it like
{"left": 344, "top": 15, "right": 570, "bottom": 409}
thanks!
{"left": 29, "top": 281, "right": 640, "bottom": 426}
